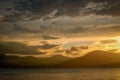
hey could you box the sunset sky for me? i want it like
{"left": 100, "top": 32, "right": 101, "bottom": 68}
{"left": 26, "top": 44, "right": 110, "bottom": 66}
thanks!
{"left": 0, "top": 0, "right": 120, "bottom": 58}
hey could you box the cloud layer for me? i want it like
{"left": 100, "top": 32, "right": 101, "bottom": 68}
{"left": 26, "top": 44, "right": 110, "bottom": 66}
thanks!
{"left": 0, "top": 41, "right": 43, "bottom": 55}
{"left": 0, "top": 41, "right": 60, "bottom": 55}
{"left": 0, "top": 0, "right": 120, "bottom": 21}
{"left": 0, "top": 0, "right": 120, "bottom": 57}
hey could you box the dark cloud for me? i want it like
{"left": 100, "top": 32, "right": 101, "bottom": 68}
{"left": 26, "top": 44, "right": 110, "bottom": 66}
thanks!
{"left": 0, "top": 41, "right": 60, "bottom": 55}
{"left": 3, "top": 13, "right": 32, "bottom": 22}
{"left": 70, "top": 46, "right": 79, "bottom": 51}
{"left": 54, "top": 50, "right": 65, "bottom": 53}
{"left": 1, "top": 0, "right": 120, "bottom": 22}
{"left": 91, "top": 0, "right": 120, "bottom": 16}
{"left": 0, "top": 21, "right": 120, "bottom": 39}
{"left": 0, "top": 22, "right": 60, "bottom": 39}
{"left": 65, "top": 50, "right": 71, "bottom": 54}
{"left": 0, "top": 22, "right": 35, "bottom": 35}
{"left": 65, "top": 46, "right": 89, "bottom": 55}
{"left": 80, "top": 46, "right": 89, "bottom": 49}
{"left": 0, "top": 0, "right": 120, "bottom": 40}
{"left": 42, "top": 35, "right": 60, "bottom": 40}
{"left": 99, "top": 39, "right": 117, "bottom": 44}
{"left": 88, "top": 25, "right": 120, "bottom": 36}
{"left": 54, "top": 25, "right": 120, "bottom": 37}
{"left": 97, "top": 25, "right": 120, "bottom": 32}
{"left": 60, "top": 25, "right": 120, "bottom": 37}
{"left": 0, "top": 41, "right": 45, "bottom": 55}
{"left": 108, "top": 49, "right": 119, "bottom": 53}
{"left": 62, "top": 26, "right": 86, "bottom": 34}
{"left": 39, "top": 43, "right": 60, "bottom": 50}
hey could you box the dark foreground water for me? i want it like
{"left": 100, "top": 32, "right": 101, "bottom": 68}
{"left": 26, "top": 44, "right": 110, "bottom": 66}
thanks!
{"left": 0, "top": 68, "right": 120, "bottom": 80}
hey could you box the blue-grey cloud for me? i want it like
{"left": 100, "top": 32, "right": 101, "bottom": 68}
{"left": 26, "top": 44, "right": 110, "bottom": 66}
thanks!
{"left": 0, "top": 41, "right": 45, "bottom": 55}
{"left": 42, "top": 35, "right": 60, "bottom": 40}
{"left": 0, "top": 0, "right": 120, "bottom": 22}
{"left": 0, "top": 41, "right": 60, "bottom": 55}
{"left": 0, "top": 22, "right": 35, "bottom": 35}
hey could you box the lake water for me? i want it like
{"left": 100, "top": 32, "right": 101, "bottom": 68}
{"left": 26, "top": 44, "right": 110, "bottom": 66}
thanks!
{"left": 0, "top": 68, "right": 120, "bottom": 80}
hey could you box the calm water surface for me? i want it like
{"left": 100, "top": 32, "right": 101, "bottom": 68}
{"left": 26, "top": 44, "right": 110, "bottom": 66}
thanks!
{"left": 0, "top": 68, "right": 120, "bottom": 80}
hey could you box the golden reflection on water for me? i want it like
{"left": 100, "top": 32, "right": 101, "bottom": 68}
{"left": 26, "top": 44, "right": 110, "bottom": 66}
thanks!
{"left": 1, "top": 69, "right": 120, "bottom": 80}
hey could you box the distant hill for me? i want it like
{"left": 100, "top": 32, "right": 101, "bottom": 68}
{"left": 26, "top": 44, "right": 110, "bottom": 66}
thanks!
{"left": 60, "top": 50, "right": 120, "bottom": 68}
{"left": 1, "top": 50, "right": 120, "bottom": 68}
{"left": 0, "top": 54, "right": 70, "bottom": 68}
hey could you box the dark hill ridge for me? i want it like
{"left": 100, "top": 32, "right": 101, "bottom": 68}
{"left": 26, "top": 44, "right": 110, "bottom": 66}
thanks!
{"left": 60, "top": 50, "right": 120, "bottom": 68}
{"left": 0, "top": 54, "right": 70, "bottom": 68}
{"left": 1, "top": 50, "right": 120, "bottom": 68}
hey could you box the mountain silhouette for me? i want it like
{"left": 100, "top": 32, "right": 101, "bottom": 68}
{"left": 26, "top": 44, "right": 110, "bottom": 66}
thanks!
{"left": 1, "top": 50, "right": 120, "bottom": 68}
{"left": 0, "top": 54, "right": 70, "bottom": 68}
{"left": 60, "top": 50, "right": 120, "bottom": 68}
